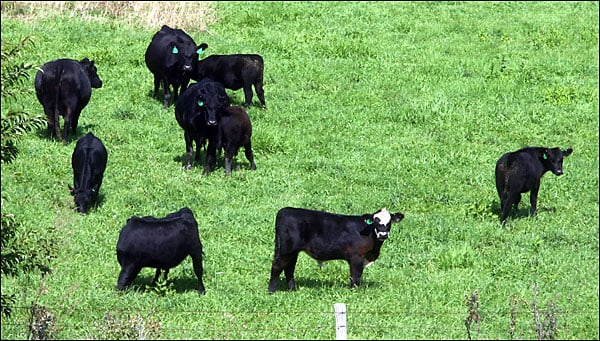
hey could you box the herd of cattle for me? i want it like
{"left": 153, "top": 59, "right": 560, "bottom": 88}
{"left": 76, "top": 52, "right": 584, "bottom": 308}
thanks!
{"left": 32, "top": 25, "right": 573, "bottom": 294}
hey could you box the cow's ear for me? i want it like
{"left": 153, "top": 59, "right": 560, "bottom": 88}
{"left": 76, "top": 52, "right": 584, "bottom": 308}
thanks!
{"left": 391, "top": 213, "right": 405, "bottom": 223}
{"left": 542, "top": 149, "right": 549, "bottom": 160}
{"left": 361, "top": 214, "right": 373, "bottom": 225}
{"left": 563, "top": 147, "right": 573, "bottom": 157}
{"left": 197, "top": 43, "right": 208, "bottom": 54}
{"left": 80, "top": 57, "right": 90, "bottom": 63}
{"left": 221, "top": 95, "right": 231, "bottom": 107}
{"left": 68, "top": 184, "right": 75, "bottom": 195}
{"left": 166, "top": 43, "right": 179, "bottom": 67}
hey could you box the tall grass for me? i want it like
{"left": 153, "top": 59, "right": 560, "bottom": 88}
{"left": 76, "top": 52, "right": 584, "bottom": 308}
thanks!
{"left": 1, "top": 1, "right": 598, "bottom": 339}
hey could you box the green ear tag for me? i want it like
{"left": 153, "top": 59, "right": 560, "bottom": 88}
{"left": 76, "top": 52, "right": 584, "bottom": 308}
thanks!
{"left": 198, "top": 100, "right": 204, "bottom": 107}
{"left": 172, "top": 46, "right": 179, "bottom": 54}
{"left": 365, "top": 218, "right": 373, "bottom": 225}
{"left": 197, "top": 48, "right": 203, "bottom": 54}
{"left": 543, "top": 153, "right": 548, "bottom": 160}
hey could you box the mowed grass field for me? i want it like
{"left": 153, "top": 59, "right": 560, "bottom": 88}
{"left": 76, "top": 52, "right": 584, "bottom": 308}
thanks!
{"left": 1, "top": 1, "right": 598, "bottom": 339}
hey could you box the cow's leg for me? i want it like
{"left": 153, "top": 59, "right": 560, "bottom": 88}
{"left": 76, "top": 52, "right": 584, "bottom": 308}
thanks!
{"left": 224, "top": 144, "right": 239, "bottom": 176}
{"left": 348, "top": 256, "right": 365, "bottom": 288}
{"left": 117, "top": 264, "right": 142, "bottom": 290}
{"left": 244, "top": 143, "right": 257, "bottom": 171}
{"left": 254, "top": 81, "right": 266, "bottom": 108}
{"left": 513, "top": 193, "right": 521, "bottom": 210}
{"left": 242, "top": 85, "right": 253, "bottom": 108}
{"left": 172, "top": 84, "right": 180, "bottom": 103}
{"left": 184, "top": 132, "right": 194, "bottom": 169}
{"left": 530, "top": 181, "right": 541, "bottom": 217}
{"left": 153, "top": 75, "right": 160, "bottom": 98}
{"left": 71, "top": 111, "right": 81, "bottom": 136}
{"left": 162, "top": 78, "right": 171, "bottom": 108}
{"left": 500, "top": 190, "right": 513, "bottom": 224}
{"left": 268, "top": 252, "right": 298, "bottom": 293}
{"left": 204, "top": 139, "right": 217, "bottom": 175}
{"left": 179, "top": 78, "right": 190, "bottom": 99}
{"left": 190, "top": 248, "right": 206, "bottom": 295}
{"left": 152, "top": 268, "right": 162, "bottom": 285}
{"left": 62, "top": 111, "right": 72, "bottom": 145}
{"left": 283, "top": 253, "right": 299, "bottom": 291}
{"left": 268, "top": 258, "right": 284, "bottom": 293}
{"left": 194, "top": 137, "right": 206, "bottom": 162}
{"left": 44, "top": 107, "right": 58, "bottom": 140}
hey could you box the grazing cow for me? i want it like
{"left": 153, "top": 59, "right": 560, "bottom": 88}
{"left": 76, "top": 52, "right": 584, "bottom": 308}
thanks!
{"left": 219, "top": 106, "right": 257, "bottom": 176}
{"left": 116, "top": 207, "right": 206, "bottom": 294}
{"left": 192, "top": 49, "right": 266, "bottom": 108}
{"left": 495, "top": 146, "right": 573, "bottom": 224}
{"left": 175, "top": 78, "right": 230, "bottom": 173}
{"left": 145, "top": 24, "right": 208, "bottom": 108}
{"left": 68, "top": 132, "right": 107, "bottom": 214}
{"left": 268, "top": 207, "right": 404, "bottom": 293}
{"left": 35, "top": 58, "right": 103, "bottom": 144}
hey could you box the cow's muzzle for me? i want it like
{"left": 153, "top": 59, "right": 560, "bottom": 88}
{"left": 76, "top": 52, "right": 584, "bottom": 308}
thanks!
{"left": 376, "top": 230, "right": 389, "bottom": 240}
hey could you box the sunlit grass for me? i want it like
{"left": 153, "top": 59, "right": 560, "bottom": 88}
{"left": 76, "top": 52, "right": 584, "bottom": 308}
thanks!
{"left": 1, "top": 1, "right": 598, "bottom": 339}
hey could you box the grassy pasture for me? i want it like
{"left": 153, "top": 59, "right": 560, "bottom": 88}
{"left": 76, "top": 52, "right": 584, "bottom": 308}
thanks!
{"left": 1, "top": 1, "right": 598, "bottom": 339}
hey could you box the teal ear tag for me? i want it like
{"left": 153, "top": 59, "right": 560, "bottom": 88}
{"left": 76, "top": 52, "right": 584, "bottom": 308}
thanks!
{"left": 198, "top": 100, "right": 204, "bottom": 107}
{"left": 172, "top": 46, "right": 179, "bottom": 54}
{"left": 365, "top": 218, "right": 373, "bottom": 225}
{"left": 543, "top": 153, "right": 548, "bottom": 160}
{"left": 197, "top": 48, "right": 203, "bottom": 54}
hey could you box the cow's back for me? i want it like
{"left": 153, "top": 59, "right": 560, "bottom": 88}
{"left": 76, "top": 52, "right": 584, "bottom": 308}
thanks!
{"left": 72, "top": 132, "right": 107, "bottom": 175}
{"left": 117, "top": 208, "right": 201, "bottom": 268}
{"left": 197, "top": 54, "right": 263, "bottom": 88}
{"left": 275, "top": 207, "right": 361, "bottom": 245}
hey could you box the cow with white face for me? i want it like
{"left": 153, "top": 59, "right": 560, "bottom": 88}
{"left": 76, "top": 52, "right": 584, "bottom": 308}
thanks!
{"left": 268, "top": 207, "right": 404, "bottom": 293}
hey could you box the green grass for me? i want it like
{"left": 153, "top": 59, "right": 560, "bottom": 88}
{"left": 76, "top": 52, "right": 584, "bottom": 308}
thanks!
{"left": 1, "top": 1, "right": 598, "bottom": 339}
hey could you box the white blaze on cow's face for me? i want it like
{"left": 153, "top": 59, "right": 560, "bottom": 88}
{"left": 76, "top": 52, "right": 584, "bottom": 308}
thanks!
{"left": 373, "top": 208, "right": 391, "bottom": 240}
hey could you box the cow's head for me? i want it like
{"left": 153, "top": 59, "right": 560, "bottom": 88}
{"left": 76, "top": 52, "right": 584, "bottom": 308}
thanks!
{"left": 195, "top": 79, "right": 230, "bottom": 127}
{"left": 68, "top": 184, "right": 98, "bottom": 214}
{"left": 79, "top": 58, "right": 102, "bottom": 88}
{"left": 542, "top": 147, "right": 573, "bottom": 176}
{"left": 168, "top": 40, "right": 207, "bottom": 74}
{"left": 362, "top": 208, "right": 404, "bottom": 241}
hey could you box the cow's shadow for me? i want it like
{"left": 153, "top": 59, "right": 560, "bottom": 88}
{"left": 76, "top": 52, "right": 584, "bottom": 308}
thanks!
{"left": 66, "top": 192, "right": 106, "bottom": 214}
{"left": 270, "top": 277, "right": 380, "bottom": 292}
{"left": 126, "top": 274, "right": 202, "bottom": 294}
{"left": 147, "top": 89, "right": 166, "bottom": 106}
{"left": 35, "top": 123, "right": 97, "bottom": 145}
{"left": 173, "top": 149, "right": 250, "bottom": 174}
{"left": 491, "top": 199, "right": 557, "bottom": 222}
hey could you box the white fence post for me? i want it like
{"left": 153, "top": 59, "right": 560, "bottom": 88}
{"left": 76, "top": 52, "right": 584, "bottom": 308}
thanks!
{"left": 334, "top": 303, "right": 347, "bottom": 340}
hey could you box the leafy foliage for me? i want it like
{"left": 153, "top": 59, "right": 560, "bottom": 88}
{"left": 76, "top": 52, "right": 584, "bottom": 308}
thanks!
{"left": 1, "top": 35, "right": 46, "bottom": 164}
{"left": 0, "top": 35, "right": 55, "bottom": 321}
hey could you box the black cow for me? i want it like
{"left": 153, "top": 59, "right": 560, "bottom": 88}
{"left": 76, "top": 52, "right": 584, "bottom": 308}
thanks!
{"left": 116, "top": 207, "right": 206, "bottom": 294}
{"left": 495, "top": 146, "right": 573, "bottom": 224}
{"left": 175, "top": 78, "right": 230, "bottom": 173}
{"left": 268, "top": 207, "right": 404, "bottom": 293}
{"left": 145, "top": 25, "right": 208, "bottom": 108}
{"left": 192, "top": 49, "right": 266, "bottom": 108}
{"left": 35, "top": 58, "right": 103, "bottom": 144}
{"left": 219, "top": 106, "right": 257, "bottom": 176}
{"left": 68, "top": 132, "right": 107, "bottom": 214}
